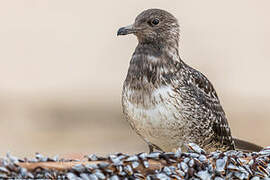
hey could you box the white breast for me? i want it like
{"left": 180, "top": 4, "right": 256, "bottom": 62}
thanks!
{"left": 122, "top": 85, "right": 188, "bottom": 151}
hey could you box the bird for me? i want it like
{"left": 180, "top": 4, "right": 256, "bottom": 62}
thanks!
{"left": 117, "top": 9, "right": 262, "bottom": 153}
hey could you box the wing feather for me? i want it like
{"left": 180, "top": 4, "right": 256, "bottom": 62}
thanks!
{"left": 183, "top": 64, "right": 235, "bottom": 150}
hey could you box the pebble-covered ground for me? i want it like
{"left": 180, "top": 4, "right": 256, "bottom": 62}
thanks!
{"left": 0, "top": 143, "right": 270, "bottom": 179}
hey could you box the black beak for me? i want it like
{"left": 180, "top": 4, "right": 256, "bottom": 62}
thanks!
{"left": 117, "top": 25, "right": 135, "bottom": 36}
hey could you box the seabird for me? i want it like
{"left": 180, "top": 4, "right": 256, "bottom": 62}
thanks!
{"left": 118, "top": 9, "right": 262, "bottom": 152}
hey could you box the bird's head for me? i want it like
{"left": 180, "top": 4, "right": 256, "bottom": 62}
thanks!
{"left": 117, "top": 9, "right": 180, "bottom": 46}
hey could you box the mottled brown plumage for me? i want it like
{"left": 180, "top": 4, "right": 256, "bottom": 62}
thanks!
{"left": 117, "top": 9, "right": 262, "bottom": 152}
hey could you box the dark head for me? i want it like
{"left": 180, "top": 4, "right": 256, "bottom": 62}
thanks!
{"left": 117, "top": 9, "right": 180, "bottom": 47}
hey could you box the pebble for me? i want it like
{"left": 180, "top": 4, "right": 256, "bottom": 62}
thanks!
{"left": 87, "top": 154, "right": 98, "bottom": 161}
{"left": 88, "top": 174, "right": 98, "bottom": 180}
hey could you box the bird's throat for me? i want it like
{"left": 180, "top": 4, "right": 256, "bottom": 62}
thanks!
{"left": 124, "top": 43, "right": 182, "bottom": 93}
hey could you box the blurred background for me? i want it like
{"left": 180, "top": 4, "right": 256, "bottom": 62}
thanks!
{"left": 0, "top": 0, "right": 269, "bottom": 157}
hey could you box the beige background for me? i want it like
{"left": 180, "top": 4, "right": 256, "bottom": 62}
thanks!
{"left": 0, "top": 0, "right": 269, "bottom": 157}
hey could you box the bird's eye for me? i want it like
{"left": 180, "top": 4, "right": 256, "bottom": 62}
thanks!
{"left": 151, "top": 18, "right": 160, "bottom": 25}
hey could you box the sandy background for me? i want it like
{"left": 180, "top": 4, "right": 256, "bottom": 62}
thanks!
{"left": 0, "top": 0, "right": 269, "bottom": 157}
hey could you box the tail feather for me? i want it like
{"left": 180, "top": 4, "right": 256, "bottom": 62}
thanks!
{"left": 233, "top": 137, "right": 263, "bottom": 152}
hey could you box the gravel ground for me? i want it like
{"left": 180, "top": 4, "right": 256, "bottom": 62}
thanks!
{"left": 1, "top": 143, "right": 270, "bottom": 179}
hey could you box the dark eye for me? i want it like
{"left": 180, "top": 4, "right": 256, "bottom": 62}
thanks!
{"left": 151, "top": 18, "right": 160, "bottom": 25}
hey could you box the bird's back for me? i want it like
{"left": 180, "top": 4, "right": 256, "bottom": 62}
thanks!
{"left": 176, "top": 62, "right": 235, "bottom": 151}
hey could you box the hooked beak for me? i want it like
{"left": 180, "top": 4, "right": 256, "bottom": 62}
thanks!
{"left": 117, "top": 24, "right": 136, "bottom": 36}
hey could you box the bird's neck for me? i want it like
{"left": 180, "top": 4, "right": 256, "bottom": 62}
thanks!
{"left": 124, "top": 42, "right": 183, "bottom": 90}
{"left": 133, "top": 42, "right": 180, "bottom": 63}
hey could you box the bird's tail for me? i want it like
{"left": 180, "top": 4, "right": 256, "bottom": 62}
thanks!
{"left": 233, "top": 137, "right": 263, "bottom": 152}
